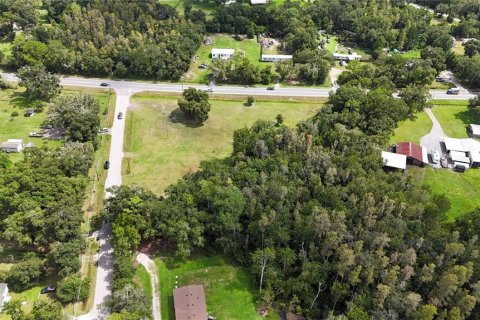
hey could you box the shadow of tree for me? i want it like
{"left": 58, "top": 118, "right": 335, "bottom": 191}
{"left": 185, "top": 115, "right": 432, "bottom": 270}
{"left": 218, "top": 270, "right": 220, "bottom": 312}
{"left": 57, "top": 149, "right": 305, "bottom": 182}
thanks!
{"left": 8, "top": 91, "right": 33, "bottom": 109}
{"left": 169, "top": 108, "right": 204, "bottom": 128}
{"left": 454, "top": 110, "right": 476, "bottom": 132}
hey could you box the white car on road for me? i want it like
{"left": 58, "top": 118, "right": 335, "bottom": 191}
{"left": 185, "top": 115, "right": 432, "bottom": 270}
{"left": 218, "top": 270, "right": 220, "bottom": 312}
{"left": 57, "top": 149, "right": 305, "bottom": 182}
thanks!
{"left": 431, "top": 149, "right": 441, "bottom": 164}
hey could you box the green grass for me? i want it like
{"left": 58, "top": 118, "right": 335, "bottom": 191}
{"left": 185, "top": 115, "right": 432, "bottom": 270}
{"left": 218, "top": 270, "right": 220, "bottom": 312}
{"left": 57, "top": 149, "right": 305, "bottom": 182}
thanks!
{"left": 124, "top": 93, "right": 322, "bottom": 194}
{"left": 156, "top": 254, "right": 278, "bottom": 320}
{"left": 184, "top": 34, "right": 265, "bottom": 83}
{"left": 134, "top": 265, "right": 152, "bottom": 300}
{"left": 0, "top": 42, "right": 12, "bottom": 58}
{"left": 390, "top": 111, "right": 432, "bottom": 144}
{"left": 401, "top": 50, "right": 421, "bottom": 59}
{"left": 431, "top": 100, "right": 472, "bottom": 138}
{"left": 423, "top": 167, "right": 480, "bottom": 220}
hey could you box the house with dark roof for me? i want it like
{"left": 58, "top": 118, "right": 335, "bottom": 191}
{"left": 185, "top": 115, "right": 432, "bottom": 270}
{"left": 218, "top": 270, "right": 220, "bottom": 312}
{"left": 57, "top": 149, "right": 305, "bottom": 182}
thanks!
{"left": 0, "top": 283, "right": 11, "bottom": 311}
{"left": 395, "top": 141, "right": 428, "bottom": 166}
{"left": 173, "top": 285, "right": 208, "bottom": 320}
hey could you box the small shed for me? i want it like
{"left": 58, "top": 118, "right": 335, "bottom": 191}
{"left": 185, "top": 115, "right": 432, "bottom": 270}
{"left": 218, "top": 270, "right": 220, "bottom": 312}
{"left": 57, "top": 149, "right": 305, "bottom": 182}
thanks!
{"left": 0, "top": 139, "right": 24, "bottom": 153}
{"left": 0, "top": 283, "right": 11, "bottom": 311}
{"left": 25, "top": 108, "right": 35, "bottom": 117}
{"left": 468, "top": 124, "right": 480, "bottom": 138}
{"left": 382, "top": 151, "right": 407, "bottom": 170}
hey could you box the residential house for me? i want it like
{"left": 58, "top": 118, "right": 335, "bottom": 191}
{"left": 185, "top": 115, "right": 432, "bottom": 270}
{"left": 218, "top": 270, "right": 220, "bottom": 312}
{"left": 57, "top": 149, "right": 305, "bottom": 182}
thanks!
{"left": 333, "top": 52, "right": 362, "bottom": 61}
{"left": 0, "top": 139, "right": 24, "bottom": 153}
{"left": 173, "top": 285, "right": 208, "bottom": 320}
{"left": 260, "top": 54, "right": 293, "bottom": 62}
{"left": 211, "top": 48, "right": 235, "bottom": 59}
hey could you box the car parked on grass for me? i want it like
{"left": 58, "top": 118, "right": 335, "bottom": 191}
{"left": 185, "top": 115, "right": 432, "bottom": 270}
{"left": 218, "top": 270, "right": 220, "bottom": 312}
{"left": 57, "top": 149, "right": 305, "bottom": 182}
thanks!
{"left": 430, "top": 149, "right": 441, "bottom": 164}
{"left": 41, "top": 124, "right": 53, "bottom": 129}
{"left": 29, "top": 132, "right": 44, "bottom": 138}
{"left": 104, "top": 161, "right": 110, "bottom": 169}
{"left": 98, "top": 128, "right": 109, "bottom": 133}
{"left": 117, "top": 112, "right": 123, "bottom": 119}
{"left": 40, "top": 286, "right": 56, "bottom": 294}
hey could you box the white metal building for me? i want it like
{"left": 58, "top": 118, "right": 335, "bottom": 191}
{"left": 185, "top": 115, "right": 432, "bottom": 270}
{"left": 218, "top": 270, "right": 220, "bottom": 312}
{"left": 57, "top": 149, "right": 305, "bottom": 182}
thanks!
{"left": 469, "top": 124, "right": 480, "bottom": 138}
{"left": 0, "top": 139, "right": 24, "bottom": 153}
{"left": 443, "top": 137, "right": 480, "bottom": 168}
{"left": 333, "top": 53, "right": 362, "bottom": 61}
{"left": 381, "top": 151, "right": 407, "bottom": 170}
{"left": 260, "top": 54, "right": 293, "bottom": 62}
{"left": 211, "top": 48, "right": 235, "bottom": 59}
{"left": 251, "top": 0, "right": 268, "bottom": 4}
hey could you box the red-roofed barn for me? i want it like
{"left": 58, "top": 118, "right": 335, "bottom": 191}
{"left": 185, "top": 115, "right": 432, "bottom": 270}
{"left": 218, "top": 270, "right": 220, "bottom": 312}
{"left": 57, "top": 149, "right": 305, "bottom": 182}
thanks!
{"left": 396, "top": 142, "right": 428, "bottom": 166}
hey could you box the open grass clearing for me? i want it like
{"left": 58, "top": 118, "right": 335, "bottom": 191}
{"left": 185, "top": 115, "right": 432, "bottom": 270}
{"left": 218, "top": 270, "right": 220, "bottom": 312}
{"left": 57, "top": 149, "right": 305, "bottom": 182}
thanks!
{"left": 390, "top": 111, "right": 432, "bottom": 145}
{"left": 423, "top": 167, "right": 480, "bottom": 220}
{"left": 123, "top": 93, "right": 322, "bottom": 194}
{"left": 184, "top": 34, "right": 265, "bottom": 83}
{"left": 431, "top": 100, "right": 472, "bottom": 138}
{"left": 156, "top": 254, "right": 278, "bottom": 320}
{"left": 133, "top": 265, "right": 152, "bottom": 300}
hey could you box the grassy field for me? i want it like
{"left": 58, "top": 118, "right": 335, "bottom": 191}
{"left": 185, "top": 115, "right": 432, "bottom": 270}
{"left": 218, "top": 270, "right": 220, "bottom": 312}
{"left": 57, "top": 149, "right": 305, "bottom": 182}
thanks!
{"left": 123, "top": 93, "right": 322, "bottom": 194}
{"left": 184, "top": 34, "right": 264, "bottom": 83}
{"left": 0, "top": 42, "right": 12, "bottom": 58}
{"left": 431, "top": 100, "right": 471, "bottom": 138}
{"left": 156, "top": 254, "right": 278, "bottom": 320}
{"left": 423, "top": 167, "right": 480, "bottom": 220}
{"left": 134, "top": 265, "right": 152, "bottom": 300}
{"left": 390, "top": 111, "right": 432, "bottom": 144}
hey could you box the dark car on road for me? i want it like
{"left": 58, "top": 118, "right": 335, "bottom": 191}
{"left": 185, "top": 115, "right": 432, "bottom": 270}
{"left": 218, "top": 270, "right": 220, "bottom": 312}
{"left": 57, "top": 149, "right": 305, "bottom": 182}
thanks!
{"left": 40, "top": 286, "right": 56, "bottom": 294}
{"left": 267, "top": 86, "right": 275, "bottom": 90}
{"left": 104, "top": 161, "right": 110, "bottom": 169}
{"left": 100, "top": 83, "right": 109, "bottom": 87}
{"left": 117, "top": 112, "right": 123, "bottom": 119}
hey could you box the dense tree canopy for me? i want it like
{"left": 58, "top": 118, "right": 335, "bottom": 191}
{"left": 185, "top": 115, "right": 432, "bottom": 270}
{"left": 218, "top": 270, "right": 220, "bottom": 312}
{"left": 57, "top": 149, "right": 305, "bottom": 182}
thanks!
{"left": 178, "top": 88, "right": 211, "bottom": 123}
{"left": 16, "top": 65, "right": 60, "bottom": 101}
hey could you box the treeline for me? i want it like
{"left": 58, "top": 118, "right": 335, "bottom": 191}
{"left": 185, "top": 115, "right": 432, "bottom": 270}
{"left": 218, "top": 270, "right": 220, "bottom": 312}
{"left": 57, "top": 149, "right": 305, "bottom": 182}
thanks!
{"left": 4, "top": 0, "right": 204, "bottom": 80}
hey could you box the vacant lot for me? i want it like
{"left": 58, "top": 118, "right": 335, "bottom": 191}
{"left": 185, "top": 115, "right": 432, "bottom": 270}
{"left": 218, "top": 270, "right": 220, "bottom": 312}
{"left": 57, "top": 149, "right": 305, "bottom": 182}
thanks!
{"left": 156, "top": 254, "right": 278, "bottom": 320}
{"left": 123, "top": 94, "right": 322, "bottom": 194}
{"left": 431, "top": 100, "right": 472, "bottom": 138}
{"left": 423, "top": 167, "right": 480, "bottom": 220}
{"left": 390, "top": 111, "right": 432, "bottom": 144}
{"left": 184, "top": 34, "right": 264, "bottom": 83}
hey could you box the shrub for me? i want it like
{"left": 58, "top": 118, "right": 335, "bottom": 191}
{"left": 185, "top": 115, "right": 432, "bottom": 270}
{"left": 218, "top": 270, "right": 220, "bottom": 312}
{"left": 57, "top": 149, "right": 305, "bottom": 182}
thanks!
{"left": 11, "top": 111, "right": 18, "bottom": 117}
{"left": 247, "top": 96, "right": 255, "bottom": 106}
{"left": 56, "top": 274, "right": 89, "bottom": 303}
{"left": 7, "top": 254, "right": 44, "bottom": 291}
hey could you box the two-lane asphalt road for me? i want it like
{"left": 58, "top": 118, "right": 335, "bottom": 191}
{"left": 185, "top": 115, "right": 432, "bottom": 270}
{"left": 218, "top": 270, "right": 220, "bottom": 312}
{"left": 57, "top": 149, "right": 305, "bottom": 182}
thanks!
{"left": 2, "top": 72, "right": 475, "bottom": 100}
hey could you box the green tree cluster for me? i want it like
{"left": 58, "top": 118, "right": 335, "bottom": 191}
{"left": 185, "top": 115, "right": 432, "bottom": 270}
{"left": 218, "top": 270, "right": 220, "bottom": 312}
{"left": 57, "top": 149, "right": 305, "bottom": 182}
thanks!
{"left": 178, "top": 88, "right": 211, "bottom": 124}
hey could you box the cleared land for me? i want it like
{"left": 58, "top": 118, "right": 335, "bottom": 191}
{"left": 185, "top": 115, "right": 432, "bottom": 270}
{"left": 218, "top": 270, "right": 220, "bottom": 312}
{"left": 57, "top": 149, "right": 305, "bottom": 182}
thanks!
{"left": 134, "top": 265, "right": 153, "bottom": 300}
{"left": 390, "top": 111, "right": 432, "bottom": 144}
{"left": 156, "top": 254, "right": 278, "bottom": 320}
{"left": 431, "top": 100, "right": 471, "bottom": 138}
{"left": 184, "top": 34, "right": 264, "bottom": 83}
{"left": 123, "top": 93, "right": 322, "bottom": 194}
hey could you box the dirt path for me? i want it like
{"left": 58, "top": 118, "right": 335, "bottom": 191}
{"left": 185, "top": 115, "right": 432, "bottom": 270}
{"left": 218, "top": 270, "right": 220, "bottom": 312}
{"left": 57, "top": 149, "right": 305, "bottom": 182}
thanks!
{"left": 137, "top": 253, "right": 161, "bottom": 320}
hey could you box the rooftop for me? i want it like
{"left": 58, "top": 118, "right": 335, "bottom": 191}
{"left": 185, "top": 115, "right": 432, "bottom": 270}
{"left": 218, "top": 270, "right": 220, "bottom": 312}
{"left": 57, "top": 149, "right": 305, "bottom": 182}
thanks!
{"left": 211, "top": 48, "right": 235, "bottom": 55}
{"left": 381, "top": 151, "right": 407, "bottom": 169}
{"left": 173, "top": 285, "right": 208, "bottom": 320}
{"left": 470, "top": 124, "right": 480, "bottom": 136}
{"left": 261, "top": 54, "right": 293, "bottom": 59}
{"left": 396, "top": 141, "right": 427, "bottom": 163}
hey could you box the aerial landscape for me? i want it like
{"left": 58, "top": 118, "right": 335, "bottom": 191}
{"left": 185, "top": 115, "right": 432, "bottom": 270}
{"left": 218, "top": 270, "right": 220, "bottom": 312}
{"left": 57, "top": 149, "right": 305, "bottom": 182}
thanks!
{"left": 1, "top": 0, "right": 480, "bottom": 319}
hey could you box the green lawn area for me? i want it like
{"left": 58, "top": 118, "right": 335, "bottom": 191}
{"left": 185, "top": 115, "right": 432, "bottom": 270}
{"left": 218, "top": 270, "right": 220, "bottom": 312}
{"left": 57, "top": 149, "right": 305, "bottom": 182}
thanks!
{"left": 431, "top": 100, "right": 472, "bottom": 138}
{"left": 390, "top": 111, "right": 432, "bottom": 144}
{"left": 423, "top": 167, "right": 480, "bottom": 220}
{"left": 184, "top": 34, "right": 264, "bottom": 83}
{"left": 401, "top": 50, "right": 421, "bottom": 59}
{"left": 134, "top": 265, "right": 152, "bottom": 300}
{"left": 156, "top": 254, "right": 278, "bottom": 320}
{"left": 123, "top": 93, "right": 322, "bottom": 194}
{"left": 0, "top": 42, "right": 12, "bottom": 58}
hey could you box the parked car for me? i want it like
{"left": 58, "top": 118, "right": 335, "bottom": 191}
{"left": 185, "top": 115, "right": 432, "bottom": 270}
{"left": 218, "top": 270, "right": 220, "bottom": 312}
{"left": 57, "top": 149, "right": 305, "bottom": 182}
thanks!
{"left": 430, "top": 149, "right": 441, "bottom": 164}
{"left": 204, "top": 88, "right": 213, "bottom": 92}
{"left": 198, "top": 64, "right": 208, "bottom": 69}
{"left": 104, "top": 160, "right": 110, "bottom": 169}
{"left": 100, "top": 82, "right": 109, "bottom": 87}
{"left": 267, "top": 86, "right": 275, "bottom": 90}
{"left": 40, "top": 286, "right": 56, "bottom": 294}
{"left": 41, "top": 124, "right": 53, "bottom": 129}
{"left": 117, "top": 112, "right": 123, "bottom": 119}
{"left": 98, "top": 128, "right": 109, "bottom": 133}
{"left": 447, "top": 88, "right": 460, "bottom": 95}
{"left": 29, "top": 132, "right": 44, "bottom": 138}
{"left": 454, "top": 163, "right": 467, "bottom": 172}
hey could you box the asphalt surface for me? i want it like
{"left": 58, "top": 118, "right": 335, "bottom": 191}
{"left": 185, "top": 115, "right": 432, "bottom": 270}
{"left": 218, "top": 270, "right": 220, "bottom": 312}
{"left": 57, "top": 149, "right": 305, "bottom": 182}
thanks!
{"left": 2, "top": 72, "right": 476, "bottom": 100}
{"left": 420, "top": 108, "right": 446, "bottom": 168}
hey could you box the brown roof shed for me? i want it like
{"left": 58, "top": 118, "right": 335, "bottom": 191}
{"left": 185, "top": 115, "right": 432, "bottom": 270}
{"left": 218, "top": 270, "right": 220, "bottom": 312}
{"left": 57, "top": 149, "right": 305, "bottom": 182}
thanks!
{"left": 173, "top": 285, "right": 207, "bottom": 320}
{"left": 396, "top": 141, "right": 426, "bottom": 163}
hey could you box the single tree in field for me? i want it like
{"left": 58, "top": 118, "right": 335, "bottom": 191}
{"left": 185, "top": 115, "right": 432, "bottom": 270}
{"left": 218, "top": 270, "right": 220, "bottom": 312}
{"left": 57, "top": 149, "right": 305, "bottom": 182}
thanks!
{"left": 17, "top": 65, "right": 60, "bottom": 101}
{"left": 178, "top": 88, "right": 211, "bottom": 123}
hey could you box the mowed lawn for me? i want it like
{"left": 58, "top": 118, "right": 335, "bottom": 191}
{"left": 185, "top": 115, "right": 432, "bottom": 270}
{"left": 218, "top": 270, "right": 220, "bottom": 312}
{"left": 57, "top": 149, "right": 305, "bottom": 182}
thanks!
{"left": 184, "top": 35, "right": 265, "bottom": 83}
{"left": 156, "top": 255, "right": 278, "bottom": 320}
{"left": 123, "top": 94, "right": 322, "bottom": 194}
{"left": 431, "top": 100, "right": 472, "bottom": 138}
{"left": 423, "top": 167, "right": 480, "bottom": 220}
{"left": 390, "top": 111, "right": 432, "bottom": 144}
